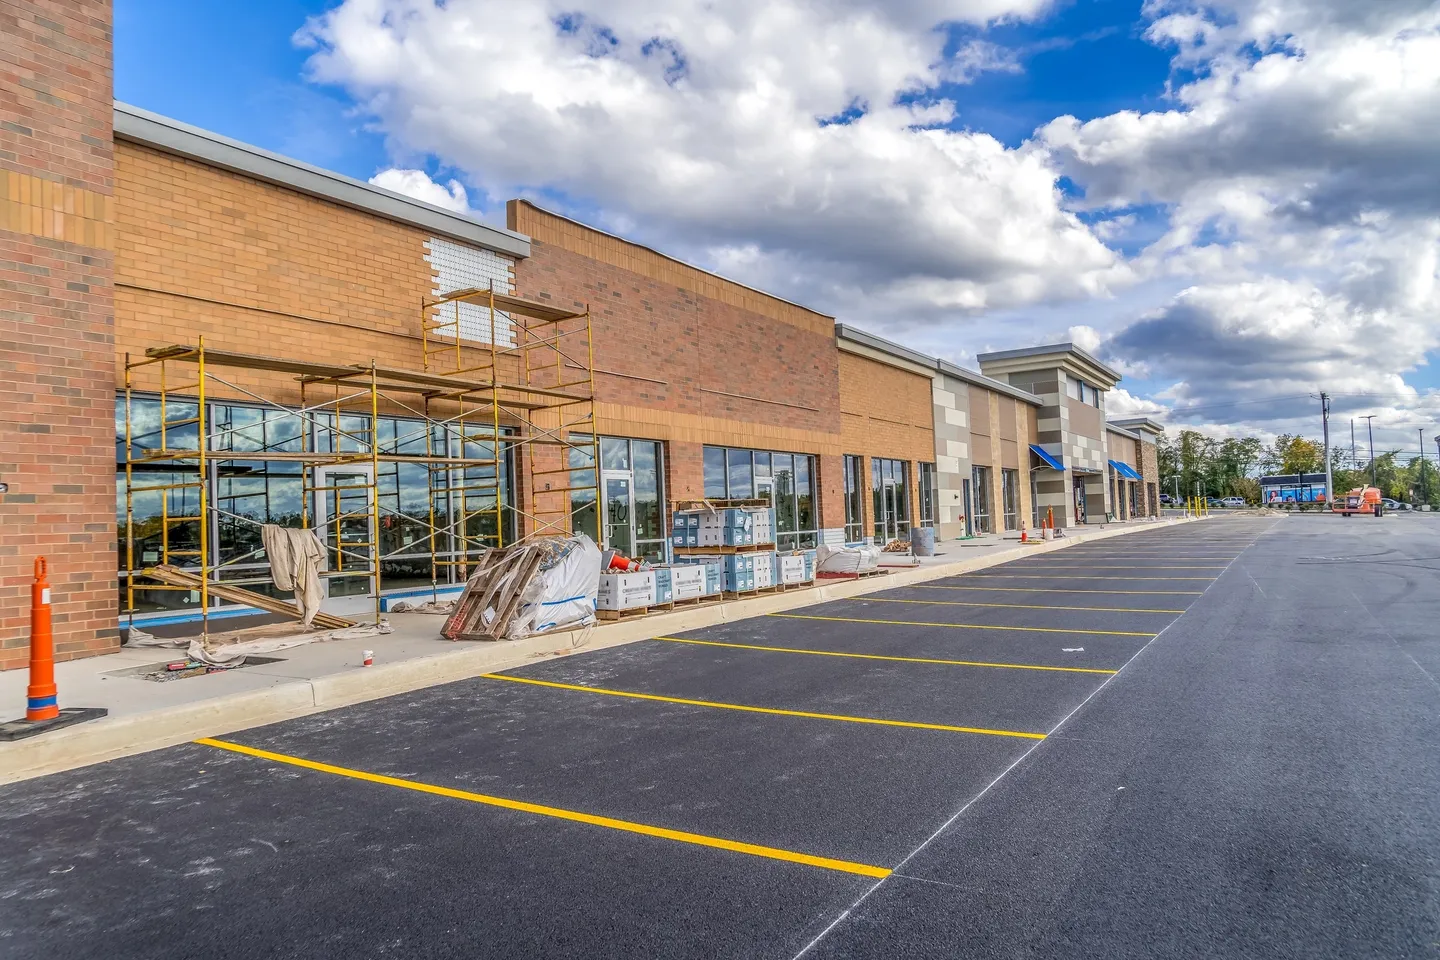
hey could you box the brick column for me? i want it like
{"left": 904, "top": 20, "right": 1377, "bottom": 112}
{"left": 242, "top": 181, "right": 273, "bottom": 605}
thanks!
{"left": 0, "top": 1, "right": 117, "bottom": 668}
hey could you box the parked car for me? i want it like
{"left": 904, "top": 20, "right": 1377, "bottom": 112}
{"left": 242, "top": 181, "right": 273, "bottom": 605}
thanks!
{"left": 1206, "top": 497, "right": 1223, "bottom": 507}
{"left": 1220, "top": 497, "right": 1246, "bottom": 508}
{"left": 1380, "top": 498, "right": 1411, "bottom": 511}
{"left": 1159, "top": 493, "right": 1173, "bottom": 504}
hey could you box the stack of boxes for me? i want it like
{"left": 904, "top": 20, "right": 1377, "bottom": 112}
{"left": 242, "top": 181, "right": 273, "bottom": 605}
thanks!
{"left": 776, "top": 549, "right": 818, "bottom": 585}
{"left": 597, "top": 570, "right": 657, "bottom": 612}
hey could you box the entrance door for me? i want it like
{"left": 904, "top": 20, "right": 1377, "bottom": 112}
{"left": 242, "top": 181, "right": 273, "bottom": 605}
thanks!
{"left": 602, "top": 471, "right": 635, "bottom": 557}
{"left": 962, "top": 479, "right": 972, "bottom": 537}
{"left": 1073, "top": 477, "right": 1087, "bottom": 525}
{"left": 874, "top": 475, "right": 903, "bottom": 542}
{"left": 313, "top": 465, "right": 375, "bottom": 598}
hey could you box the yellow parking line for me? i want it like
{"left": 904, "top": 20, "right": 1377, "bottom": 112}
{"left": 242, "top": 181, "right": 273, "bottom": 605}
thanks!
{"left": 911, "top": 585, "right": 1204, "bottom": 596}
{"left": 857, "top": 596, "right": 1187, "bottom": 615}
{"left": 197, "top": 737, "right": 890, "bottom": 878}
{"left": 481, "top": 673, "right": 1046, "bottom": 740}
{"left": 963, "top": 575, "right": 1216, "bottom": 581}
{"left": 768, "top": 612, "right": 1155, "bottom": 638}
{"left": 654, "top": 636, "right": 1118, "bottom": 675}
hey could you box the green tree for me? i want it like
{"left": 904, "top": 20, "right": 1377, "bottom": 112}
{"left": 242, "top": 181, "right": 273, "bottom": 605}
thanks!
{"left": 1267, "top": 434, "right": 1323, "bottom": 474}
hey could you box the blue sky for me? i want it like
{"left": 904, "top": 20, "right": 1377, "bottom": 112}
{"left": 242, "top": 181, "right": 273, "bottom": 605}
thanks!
{"left": 116, "top": 0, "right": 1172, "bottom": 197}
{"left": 114, "top": 1, "right": 1440, "bottom": 448}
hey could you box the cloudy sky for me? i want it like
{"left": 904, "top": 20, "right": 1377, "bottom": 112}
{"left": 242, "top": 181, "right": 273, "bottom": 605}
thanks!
{"left": 117, "top": 0, "right": 1440, "bottom": 460}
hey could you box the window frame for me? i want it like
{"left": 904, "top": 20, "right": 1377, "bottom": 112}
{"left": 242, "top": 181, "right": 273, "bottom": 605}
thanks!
{"left": 971, "top": 465, "right": 992, "bottom": 534}
{"left": 701, "top": 445, "right": 821, "bottom": 549}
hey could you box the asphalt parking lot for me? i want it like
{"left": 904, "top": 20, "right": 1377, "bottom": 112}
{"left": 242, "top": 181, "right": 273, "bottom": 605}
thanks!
{"left": 3, "top": 516, "right": 1436, "bottom": 959}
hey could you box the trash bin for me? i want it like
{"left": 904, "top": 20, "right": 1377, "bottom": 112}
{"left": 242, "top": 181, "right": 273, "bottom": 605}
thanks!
{"left": 910, "top": 526, "right": 935, "bottom": 557}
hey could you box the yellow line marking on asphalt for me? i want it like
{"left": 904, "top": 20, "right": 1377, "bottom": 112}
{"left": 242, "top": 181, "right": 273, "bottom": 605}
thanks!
{"left": 962, "top": 575, "right": 1216, "bottom": 581}
{"left": 653, "top": 636, "right": 1118, "bottom": 675}
{"left": 480, "top": 674, "right": 1047, "bottom": 740}
{"left": 912, "top": 584, "right": 1204, "bottom": 596}
{"left": 856, "top": 596, "right": 1187, "bottom": 615}
{"left": 768, "top": 612, "right": 1156, "bottom": 638}
{"left": 197, "top": 737, "right": 892, "bottom": 879}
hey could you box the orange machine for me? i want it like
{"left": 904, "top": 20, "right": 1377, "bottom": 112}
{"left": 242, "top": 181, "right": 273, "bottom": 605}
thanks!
{"left": 1334, "top": 486, "right": 1384, "bottom": 517}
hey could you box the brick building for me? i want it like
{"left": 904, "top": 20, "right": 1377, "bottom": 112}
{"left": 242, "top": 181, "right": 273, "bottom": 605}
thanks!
{"left": 1109, "top": 417, "right": 1165, "bottom": 516}
{"left": 1, "top": 1, "right": 118, "bottom": 669}
{"left": 1, "top": 1, "right": 1163, "bottom": 667}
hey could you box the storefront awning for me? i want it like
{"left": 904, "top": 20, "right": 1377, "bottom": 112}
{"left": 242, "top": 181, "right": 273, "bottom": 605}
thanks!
{"left": 1029, "top": 444, "right": 1064, "bottom": 471}
{"left": 1109, "top": 459, "right": 1143, "bottom": 481}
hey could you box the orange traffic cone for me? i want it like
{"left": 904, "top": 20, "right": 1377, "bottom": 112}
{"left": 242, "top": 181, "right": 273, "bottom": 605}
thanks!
{"left": 25, "top": 558, "right": 58, "bottom": 721}
{"left": 1, "top": 557, "right": 107, "bottom": 741}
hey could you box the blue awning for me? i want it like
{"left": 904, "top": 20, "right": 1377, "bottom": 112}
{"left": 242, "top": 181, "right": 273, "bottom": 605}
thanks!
{"left": 1029, "top": 444, "right": 1064, "bottom": 471}
{"left": 1109, "top": 459, "right": 1142, "bottom": 481}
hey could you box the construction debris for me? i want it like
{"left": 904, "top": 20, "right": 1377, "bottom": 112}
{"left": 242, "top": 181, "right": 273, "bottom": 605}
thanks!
{"left": 140, "top": 565, "right": 356, "bottom": 631}
{"left": 388, "top": 599, "right": 456, "bottom": 615}
{"left": 443, "top": 535, "right": 600, "bottom": 641}
{"left": 128, "top": 620, "right": 393, "bottom": 666}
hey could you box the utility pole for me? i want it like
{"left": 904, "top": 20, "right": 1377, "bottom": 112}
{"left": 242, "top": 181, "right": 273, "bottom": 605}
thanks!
{"left": 1361, "top": 414, "right": 1377, "bottom": 487}
{"left": 1351, "top": 419, "right": 1356, "bottom": 469}
{"left": 1321, "top": 393, "right": 1332, "bottom": 510}
{"left": 1422, "top": 428, "right": 1427, "bottom": 505}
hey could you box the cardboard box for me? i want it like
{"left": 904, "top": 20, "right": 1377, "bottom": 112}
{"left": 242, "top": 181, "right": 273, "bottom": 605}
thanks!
{"left": 752, "top": 552, "right": 776, "bottom": 589}
{"left": 777, "top": 552, "right": 814, "bottom": 585}
{"left": 652, "top": 567, "right": 673, "bottom": 605}
{"left": 597, "top": 571, "right": 656, "bottom": 610}
{"left": 671, "top": 555, "right": 724, "bottom": 595}
{"left": 667, "top": 564, "right": 706, "bottom": 600}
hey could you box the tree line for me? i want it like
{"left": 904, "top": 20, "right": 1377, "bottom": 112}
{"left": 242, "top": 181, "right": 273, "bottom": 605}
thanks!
{"left": 1157, "top": 430, "right": 1440, "bottom": 506}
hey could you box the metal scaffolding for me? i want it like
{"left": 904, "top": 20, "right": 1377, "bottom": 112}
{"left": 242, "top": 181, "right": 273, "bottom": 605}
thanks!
{"left": 122, "top": 285, "right": 600, "bottom": 637}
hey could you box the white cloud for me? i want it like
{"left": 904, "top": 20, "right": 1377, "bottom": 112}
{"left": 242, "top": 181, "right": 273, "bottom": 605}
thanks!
{"left": 1035, "top": 0, "right": 1440, "bottom": 443}
{"left": 306, "top": 0, "right": 1440, "bottom": 446}
{"left": 368, "top": 167, "right": 471, "bottom": 213}
{"left": 299, "top": 0, "right": 1120, "bottom": 313}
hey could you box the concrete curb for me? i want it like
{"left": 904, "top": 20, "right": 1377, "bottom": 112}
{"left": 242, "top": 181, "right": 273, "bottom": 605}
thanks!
{"left": 0, "top": 518, "right": 1195, "bottom": 785}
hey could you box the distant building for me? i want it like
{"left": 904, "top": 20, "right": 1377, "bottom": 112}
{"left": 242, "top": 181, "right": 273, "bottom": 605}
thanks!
{"left": 1260, "top": 473, "right": 1329, "bottom": 505}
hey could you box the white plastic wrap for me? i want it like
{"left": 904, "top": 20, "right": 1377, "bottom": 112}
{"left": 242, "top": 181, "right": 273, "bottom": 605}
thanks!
{"left": 816, "top": 543, "right": 882, "bottom": 575}
{"left": 506, "top": 534, "right": 602, "bottom": 639}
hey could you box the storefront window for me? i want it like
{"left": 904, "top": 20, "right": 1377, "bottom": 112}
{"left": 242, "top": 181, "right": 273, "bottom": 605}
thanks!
{"left": 918, "top": 463, "right": 937, "bottom": 528}
{"left": 972, "top": 465, "right": 992, "bottom": 533}
{"left": 701, "top": 445, "right": 820, "bottom": 549}
{"left": 118, "top": 396, "right": 515, "bottom": 617}
{"left": 1002, "top": 468, "right": 1019, "bottom": 531}
{"left": 871, "top": 457, "right": 910, "bottom": 543}
{"left": 571, "top": 436, "right": 666, "bottom": 561}
{"left": 843, "top": 455, "right": 864, "bottom": 542}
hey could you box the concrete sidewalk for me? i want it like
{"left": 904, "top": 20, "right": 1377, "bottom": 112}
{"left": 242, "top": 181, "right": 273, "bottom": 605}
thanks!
{"left": 0, "top": 518, "right": 1189, "bottom": 784}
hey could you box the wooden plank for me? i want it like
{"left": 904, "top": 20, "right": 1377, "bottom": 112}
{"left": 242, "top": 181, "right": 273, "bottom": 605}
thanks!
{"left": 141, "top": 566, "right": 356, "bottom": 630}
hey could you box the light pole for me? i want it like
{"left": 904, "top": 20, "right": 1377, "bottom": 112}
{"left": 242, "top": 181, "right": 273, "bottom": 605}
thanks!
{"left": 1421, "top": 429, "right": 1427, "bottom": 505}
{"left": 1321, "top": 393, "right": 1332, "bottom": 510}
{"left": 1361, "top": 415, "right": 1377, "bottom": 487}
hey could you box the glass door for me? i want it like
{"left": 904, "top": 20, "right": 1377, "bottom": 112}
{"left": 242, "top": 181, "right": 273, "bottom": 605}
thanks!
{"left": 602, "top": 471, "right": 635, "bottom": 557}
{"left": 313, "top": 465, "right": 375, "bottom": 598}
{"left": 755, "top": 475, "right": 775, "bottom": 506}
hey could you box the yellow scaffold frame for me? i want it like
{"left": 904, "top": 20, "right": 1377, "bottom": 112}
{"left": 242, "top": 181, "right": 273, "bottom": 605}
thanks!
{"left": 122, "top": 285, "right": 600, "bottom": 638}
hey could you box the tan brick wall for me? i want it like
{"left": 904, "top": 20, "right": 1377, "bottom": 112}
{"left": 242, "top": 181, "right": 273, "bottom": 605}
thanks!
{"left": 0, "top": 0, "right": 117, "bottom": 668}
{"left": 836, "top": 351, "right": 934, "bottom": 537}
{"left": 114, "top": 141, "right": 459, "bottom": 407}
{"left": 509, "top": 201, "right": 849, "bottom": 530}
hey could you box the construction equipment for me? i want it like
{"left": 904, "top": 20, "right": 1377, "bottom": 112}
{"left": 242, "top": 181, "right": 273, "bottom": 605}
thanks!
{"left": 1334, "top": 486, "right": 1385, "bottom": 517}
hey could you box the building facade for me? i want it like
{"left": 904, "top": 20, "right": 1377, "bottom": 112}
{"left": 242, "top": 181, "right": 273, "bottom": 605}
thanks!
{"left": 1, "top": 1, "right": 119, "bottom": 669}
{"left": 1109, "top": 417, "right": 1164, "bottom": 516}
{"left": 977, "top": 344, "right": 1123, "bottom": 527}
{"left": 1, "top": 3, "right": 1163, "bottom": 667}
